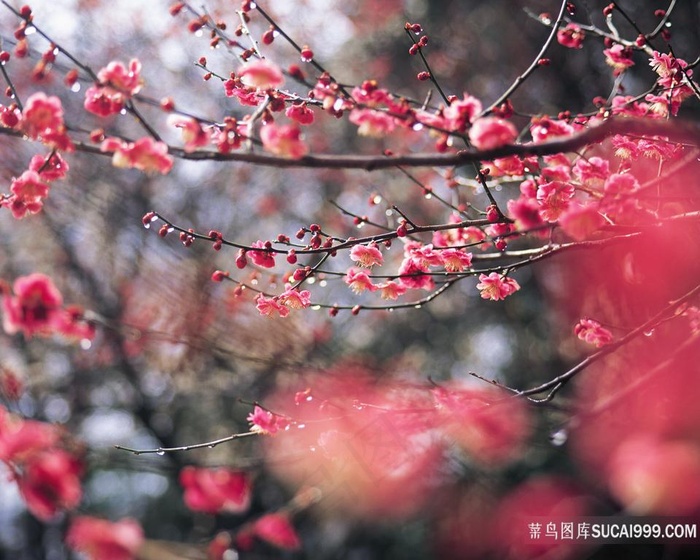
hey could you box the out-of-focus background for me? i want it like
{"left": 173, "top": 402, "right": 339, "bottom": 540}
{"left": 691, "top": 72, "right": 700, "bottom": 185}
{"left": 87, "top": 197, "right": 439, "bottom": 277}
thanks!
{"left": 1, "top": 1, "right": 699, "bottom": 558}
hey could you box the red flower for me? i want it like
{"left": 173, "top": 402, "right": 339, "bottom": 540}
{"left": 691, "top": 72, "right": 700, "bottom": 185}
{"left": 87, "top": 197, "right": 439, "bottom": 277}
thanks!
{"left": 16, "top": 449, "right": 83, "bottom": 520}
{"left": 179, "top": 466, "right": 252, "bottom": 514}
{"left": 252, "top": 513, "right": 301, "bottom": 551}
{"left": 468, "top": 117, "right": 517, "bottom": 150}
{"left": 2, "top": 273, "right": 64, "bottom": 337}
{"left": 66, "top": 516, "right": 144, "bottom": 560}
{"left": 101, "top": 137, "right": 173, "bottom": 174}
{"left": 0, "top": 413, "right": 60, "bottom": 464}
{"left": 476, "top": 273, "right": 520, "bottom": 301}
{"left": 21, "top": 92, "right": 65, "bottom": 140}
{"left": 237, "top": 59, "right": 284, "bottom": 90}
{"left": 247, "top": 405, "right": 289, "bottom": 435}
{"left": 259, "top": 124, "right": 308, "bottom": 159}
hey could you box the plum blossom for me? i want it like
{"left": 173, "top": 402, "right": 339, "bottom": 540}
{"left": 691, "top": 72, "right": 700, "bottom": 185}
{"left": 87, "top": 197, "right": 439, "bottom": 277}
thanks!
{"left": 530, "top": 116, "right": 574, "bottom": 143}
{"left": 468, "top": 117, "right": 517, "bottom": 149}
{"left": 476, "top": 273, "right": 520, "bottom": 301}
{"left": 16, "top": 449, "right": 83, "bottom": 520}
{"left": 247, "top": 405, "right": 289, "bottom": 435}
{"left": 350, "top": 243, "right": 383, "bottom": 267}
{"left": 572, "top": 156, "right": 609, "bottom": 187}
{"left": 278, "top": 284, "right": 311, "bottom": 310}
{"left": 2, "top": 273, "right": 63, "bottom": 337}
{"left": 255, "top": 294, "right": 289, "bottom": 318}
{"left": 604, "top": 44, "right": 634, "bottom": 75}
{"left": 260, "top": 124, "right": 308, "bottom": 159}
{"left": 344, "top": 268, "right": 378, "bottom": 294}
{"left": 536, "top": 180, "right": 575, "bottom": 222}
{"left": 603, "top": 172, "right": 640, "bottom": 197}
{"left": 101, "top": 137, "right": 173, "bottom": 174}
{"left": 4, "top": 170, "right": 50, "bottom": 218}
{"left": 397, "top": 258, "right": 434, "bottom": 290}
{"left": 574, "top": 318, "right": 613, "bottom": 347}
{"left": 348, "top": 108, "right": 396, "bottom": 137}
{"left": 559, "top": 203, "right": 604, "bottom": 241}
{"left": 248, "top": 241, "right": 276, "bottom": 268}
{"left": 285, "top": 102, "right": 315, "bottom": 125}
{"left": 66, "top": 517, "right": 144, "bottom": 560}
{"left": 557, "top": 23, "right": 585, "bottom": 49}
{"left": 439, "top": 248, "right": 472, "bottom": 272}
{"left": 28, "top": 152, "right": 69, "bottom": 182}
{"left": 168, "top": 115, "right": 209, "bottom": 152}
{"left": 98, "top": 59, "right": 143, "bottom": 95}
{"left": 442, "top": 93, "right": 482, "bottom": 132}
{"left": 237, "top": 59, "right": 284, "bottom": 89}
{"left": 21, "top": 92, "right": 64, "bottom": 139}
{"left": 507, "top": 196, "right": 545, "bottom": 231}
{"left": 84, "top": 59, "right": 143, "bottom": 117}
{"left": 179, "top": 466, "right": 252, "bottom": 514}
{"left": 377, "top": 280, "right": 407, "bottom": 300}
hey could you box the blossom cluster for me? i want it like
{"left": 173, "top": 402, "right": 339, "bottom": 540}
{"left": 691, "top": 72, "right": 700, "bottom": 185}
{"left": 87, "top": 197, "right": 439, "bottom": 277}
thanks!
{"left": 1, "top": 273, "right": 95, "bottom": 341}
{"left": 0, "top": 93, "right": 71, "bottom": 218}
{"left": 0, "top": 405, "right": 83, "bottom": 520}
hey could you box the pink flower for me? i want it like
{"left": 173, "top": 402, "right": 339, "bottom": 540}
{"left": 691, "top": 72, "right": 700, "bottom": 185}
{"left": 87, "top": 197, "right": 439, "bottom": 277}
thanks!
{"left": 557, "top": 23, "right": 585, "bottom": 49}
{"left": 223, "top": 80, "right": 262, "bottom": 106}
{"left": 247, "top": 405, "right": 289, "bottom": 435}
{"left": 21, "top": 92, "right": 65, "bottom": 140}
{"left": 349, "top": 243, "right": 383, "bottom": 267}
{"left": 476, "top": 273, "right": 520, "bottom": 301}
{"left": 604, "top": 44, "right": 634, "bottom": 76}
{"left": 260, "top": 124, "right": 308, "bottom": 159}
{"left": 344, "top": 268, "right": 378, "bottom": 294}
{"left": 7, "top": 170, "right": 51, "bottom": 218}
{"left": 0, "top": 414, "right": 60, "bottom": 464}
{"left": 84, "top": 59, "right": 142, "bottom": 117}
{"left": 1, "top": 194, "right": 43, "bottom": 219}
{"left": 168, "top": 116, "right": 209, "bottom": 152}
{"left": 66, "top": 516, "right": 144, "bottom": 560}
{"left": 604, "top": 172, "right": 640, "bottom": 196}
{"left": 443, "top": 93, "right": 482, "bottom": 132}
{"left": 28, "top": 152, "right": 69, "bottom": 182}
{"left": 278, "top": 284, "right": 311, "bottom": 310}
{"left": 558, "top": 203, "right": 604, "bottom": 241}
{"left": 468, "top": 117, "right": 517, "bottom": 150}
{"left": 572, "top": 156, "right": 609, "bottom": 187}
{"left": 377, "top": 280, "right": 407, "bottom": 300}
{"left": 237, "top": 59, "right": 284, "bottom": 90}
{"left": 439, "top": 248, "right": 473, "bottom": 272}
{"left": 574, "top": 318, "right": 613, "bottom": 347}
{"left": 84, "top": 85, "right": 126, "bottom": 116}
{"left": 406, "top": 242, "right": 444, "bottom": 268}
{"left": 248, "top": 241, "right": 276, "bottom": 268}
{"left": 2, "top": 273, "right": 64, "bottom": 337}
{"left": 252, "top": 513, "right": 301, "bottom": 550}
{"left": 530, "top": 116, "right": 574, "bottom": 143}
{"left": 285, "top": 102, "right": 315, "bottom": 125}
{"left": 98, "top": 59, "right": 143, "bottom": 95}
{"left": 101, "top": 137, "right": 173, "bottom": 174}
{"left": 179, "top": 466, "right": 252, "bottom": 514}
{"left": 536, "top": 180, "right": 575, "bottom": 222}
{"left": 507, "top": 196, "right": 545, "bottom": 231}
{"left": 348, "top": 108, "right": 396, "bottom": 137}
{"left": 255, "top": 294, "right": 289, "bottom": 318}
{"left": 397, "top": 258, "right": 434, "bottom": 290}
{"left": 16, "top": 449, "right": 83, "bottom": 520}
